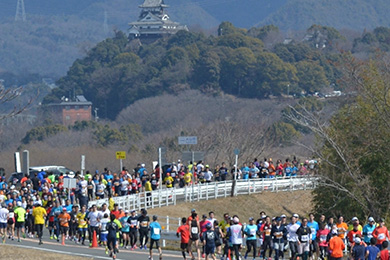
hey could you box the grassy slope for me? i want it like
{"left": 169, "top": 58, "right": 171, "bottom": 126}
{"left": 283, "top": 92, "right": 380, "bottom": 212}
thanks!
{"left": 148, "top": 189, "right": 313, "bottom": 223}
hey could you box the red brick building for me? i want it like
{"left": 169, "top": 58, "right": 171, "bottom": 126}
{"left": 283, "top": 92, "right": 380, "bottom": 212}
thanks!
{"left": 44, "top": 95, "right": 92, "bottom": 125}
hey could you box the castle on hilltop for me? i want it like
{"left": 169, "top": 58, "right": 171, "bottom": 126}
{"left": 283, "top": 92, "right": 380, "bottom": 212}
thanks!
{"left": 128, "top": 0, "right": 188, "bottom": 40}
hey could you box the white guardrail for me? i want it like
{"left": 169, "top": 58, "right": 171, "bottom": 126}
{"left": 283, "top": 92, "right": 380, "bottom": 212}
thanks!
{"left": 89, "top": 176, "right": 317, "bottom": 214}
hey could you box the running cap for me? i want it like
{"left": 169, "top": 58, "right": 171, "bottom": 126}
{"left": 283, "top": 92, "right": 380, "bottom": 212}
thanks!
{"left": 141, "top": 164, "right": 145, "bottom": 167}
{"left": 261, "top": 215, "right": 267, "bottom": 219}
{"left": 276, "top": 217, "right": 282, "bottom": 222}
{"left": 202, "top": 214, "right": 207, "bottom": 218}
{"left": 17, "top": 201, "right": 22, "bottom": 207}
{"left": 351, "top": 217, "right": 358, "bottom": 221}
{"left": 368, "top": 217, "right": 375, "bottom": 222}
{"left": 191, "top": 209, "right": 196, "bottom": 213}
{"left": 125, "top": 210, "right": 129, "bottom": 214}
{"left": 293, "top": 213, "right": 299, "bottom": 218}
{"left": 131, "top": 209, "right": 136, "bottom": 213}
{"left": 380, "top": 218, "right": 385, "bottom": 223}
{"left": 281, "top": 214, "right": 287, "bottom": 218}
{"left": 233, "top": 217, "right": 239, "bottom": 224}
{"left": 10, "top": 185, "right": 15, "bottom": 189}
{"left": 249, "top": 217, "right": 254, "bottom": 221}
{"left": 206, "top": 222, "right": 212, "bottom": 229}
{"left": 354, "top": 237, "right": 361, "bottom": 244}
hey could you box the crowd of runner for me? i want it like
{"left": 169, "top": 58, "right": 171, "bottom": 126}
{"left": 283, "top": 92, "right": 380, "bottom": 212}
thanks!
{"left": 0, "top": 200, "right": 389, "bottom": 260}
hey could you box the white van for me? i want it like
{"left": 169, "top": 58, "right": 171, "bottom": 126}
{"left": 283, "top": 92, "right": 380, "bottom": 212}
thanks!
{"left": 29, "top": 166, "right": 75, "bottom": 178}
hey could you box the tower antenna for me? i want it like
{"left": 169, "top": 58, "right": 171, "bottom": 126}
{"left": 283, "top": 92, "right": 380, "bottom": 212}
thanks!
{"left": 15, "top": 0, "right": 26, "bottom": 22}
{"left": 103, "top": 10, "right": 109, "bottom": 34}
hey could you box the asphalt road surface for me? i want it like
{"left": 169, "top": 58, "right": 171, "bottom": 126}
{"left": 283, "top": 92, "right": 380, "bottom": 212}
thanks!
{"left": 2, "top": 236, "right": 184, "bottom": 260}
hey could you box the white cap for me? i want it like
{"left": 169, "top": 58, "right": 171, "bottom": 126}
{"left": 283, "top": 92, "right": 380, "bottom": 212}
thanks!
{"left": 281, "top": 214, "right": 287, "bottom": 218}
{"left": 141, "top": 164, "right": 145, "bottom": 167}
{"left": 352, "top": 217, "right": 358, "bottom": 221}
{"left": 233, "top": 217, "right": 239, "bottom": 224}
{"left": 17, "top": 201, "right": 22, "bottom": 207}
{"left": 10, "top": 185, "right": 15, "bottom": 190}
{"left": 368, "top": 217, "right": 375, "bottom": 222}
{"left": 354, "top": 237, "right": 361, "bottom": 244}
{"left": 293, "top": 213, "right": 299, "bottom": 218}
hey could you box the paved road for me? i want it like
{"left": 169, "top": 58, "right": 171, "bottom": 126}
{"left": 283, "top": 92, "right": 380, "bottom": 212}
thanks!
{"left": 1, "top": 236, "right": 184, "bottom": 260}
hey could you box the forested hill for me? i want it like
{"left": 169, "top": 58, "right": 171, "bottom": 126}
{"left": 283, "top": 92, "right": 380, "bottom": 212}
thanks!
{"left": 43, "top": 23, "right": 343, "bottom": 120}
{"left": 260, "top": 0, "right": 390, "bottom": 30}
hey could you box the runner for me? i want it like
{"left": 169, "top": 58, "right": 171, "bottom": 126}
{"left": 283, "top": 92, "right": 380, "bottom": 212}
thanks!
{"left": 14, "top": 201, "right": 26, "bottom": 242}
{"left": 7, "top": 203, "right": 15, "bottom": 240}
{"left": 297, "top": 217, "right": 311, "bottom": 260}
{"left": 32, "top": 201, "right": 47, "bottom": 245}
{"left": 336, "top": 215, "right": 348, "bottom": 243}
{"left": 307, "top": 213, "right": 319, "bottom": 260}
{"left": 351, "top": 237, "right": 368, "bottom": 260}
{"left": 128, "top": 209, "right": 138, "bottom": 250}
{"left": 100, "top": 213, "right": 110, "bottom": 254}
{"left": 200, "top": 214, "right": 211, "bottom": 258}
{"left": 287, "top": 214, "right": 301, "bottom": 260}
{"left": 69, "top": 205, "right": 78, "bottom": 242}
{"left": 260, "top": 216, "right": 273, "bottom": 260}
{"left": 227, "top": 216, "right": 243, "bottom": 260}
{"left": 149, "top": 215, "right": 163, "bottom": 260}
{"left": 87, "top": 204, "right": 101, "bottom": 247}
{"left": 366, "top": 238, "right": 380, "bottom": 260}
{"left": 363, "top": 217, "right": 376, "bottom": 245}
{"left": 120, "top": 210, "right": 130, "bottom": 248}
{"left": 76, "top": 205, "right": 88, "bottom": 245}
{"left": 177, "top": 217, "right": 190, "bottom": 260}
{"left": 372, "top": 218, "right": 390, "bottom": 249}
{"left": 0, "top": 203, "right": 9, "bottom": 243}
{"left": 106, "top": 213, "right": 120, "bottom": 259}
{"left": 272, "top": 217, "right": 287, "bottom": 260}
{"left": 214, "top": 221, "right": 224, "bottom": 258}
{"left": 380, "top": 241, "right": 389, "bottom": 260}
{"left": 189, "top": 212, "right": 201, "bottom": 260}
{"left": 58, "top": 207, "right": 71, "bottom": 245}
{"left": 202, "top": 222, "right": 218, "bottom": 260}
{"left": 138, "top": 208, "right": 150, "bottom": 249}
{"left": 316, "top": 222, "right": 330, "bottom": 260}
{"left": 244, "top": 217, "right": 258, "bottom": 260}
{"left": 329, "top": 229, "right": 345, "bottom": 260}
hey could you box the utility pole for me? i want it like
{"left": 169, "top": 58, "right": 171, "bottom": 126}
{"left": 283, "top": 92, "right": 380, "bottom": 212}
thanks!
{"left": 15, "top": 0, "right": 26, "bottom": 22}
{"left": 103, "top": 10, "right": 109, "bottom": 34}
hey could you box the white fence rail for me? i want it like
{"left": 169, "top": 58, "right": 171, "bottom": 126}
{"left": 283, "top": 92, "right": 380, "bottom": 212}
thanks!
{"left": 89, "top": 176, "right": 317, "bottom": 212}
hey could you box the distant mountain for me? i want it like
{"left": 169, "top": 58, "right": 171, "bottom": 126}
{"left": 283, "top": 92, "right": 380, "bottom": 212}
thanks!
{"left": 259, "top": 0, "right": 390, "bottom": 30}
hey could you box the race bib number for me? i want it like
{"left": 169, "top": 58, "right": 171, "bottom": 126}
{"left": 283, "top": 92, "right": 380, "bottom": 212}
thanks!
{"left": 153, "top": 228, "right": 160, "bottom": 235}
{"left": 265, "top": 229, "right": 271, "bottom": 236}
{"left": 191, "top": 227, "right": 198, "bottom": 234}
{"left": 367, "top": 231, "right": 373, "bottom": 238}
{"left": 301, "top": 235, "right": 309, "bottom": 242}
{"left": 320, "top": 235, "right": 327, "bottom": 241}
{"left": 378, "top": 233, "right": 385, "bottom": 240}
{"left": 250, "top": 229, "right": 256, "bottom": 236}
{"left": 141, "top": 221, "right": 148, "bottom": 227}
{"left": 275, "top": 232, "right": 283, "bottom": 239}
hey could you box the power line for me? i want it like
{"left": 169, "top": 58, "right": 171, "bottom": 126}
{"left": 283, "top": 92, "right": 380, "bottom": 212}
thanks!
{"left": 15, "top": 0, "right": 26, "bottom": 22}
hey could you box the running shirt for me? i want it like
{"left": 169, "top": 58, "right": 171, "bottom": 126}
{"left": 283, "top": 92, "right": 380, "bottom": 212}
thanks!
{"left": 244, "top": 224, "right": 258, "bottom": 241}
{"left": 367, "top": 245, "right": 380, "bottom": 260}
{"left": 77, "top": 212, "right": 88, "bottom": 228}
{"left": 260, "top": 223, "right": 272, "bottom": 240}
{"left": 96, "top": 184, "right": 105, "bottom": 196}
{"left": 373, "top": 226, "right": 390, "bottom": 245}
{"left": 100, "top": 218, "right": 109, "bottom": 234}
{"left": 137, "top": 215, "right": 150, "bottom": 230}
{"left": 307, "top": 220, "right": 319, "bottom": 241}
{"left": 200, "top": 220, "right": 211, "bottom": 236}
{"left": 0, "top": 208, "right": 9, "bottom": 223}
{"left": 150, "top": 221, "right": 161, "bottom": 240}
{"left": 363, "top": 224, "right": 376, "bottom": 243}
{"left": 127, "top": 215, "right": 138, "bottom": 231}
{"left": 120, "top": 180, "right": 129, "bottom": 192}
{"left": 287, "top": 223, "right": 300, "bottom": 242}
{"left": 190, "top": 219, "right": 199, "bottom": 240}
{"left": 203, "top": 230, "right": 217, "bottom": 247}
{"left": 58, "top": 212, "right": 71, "bottom": 227}
{"left": 317, "top": 229, "right": 330, "bottom": 247}
{"left": 347, "top": 229, "right": 362, "bottom": 244}
{"left": 177, "top": 224, "right": 190, "bottom": 243}
{"left": 228, "top": 224, "right": 243, "bottom": 245}
{"left": 106, "top": 221, "right": 119, "bottom": 238}
{"left": 88, "top": 211, "right": 100, "bottom": 227}
{"left": 336, "top": 222, "right": 348, "bottom": 239}
{"left": 297, "top": 225, "right": 311, "bottom": 243}
{"left": 272, "top": 225, "right": 286, "bottom": 242}
{"left": 14, "top": 207, "right": 26, "bottom": 222}
{"left": 120, "top": 216, "right": 130, "bottom": 232}
{"left": 32, "top": 206, "right": 46, "bottom": 225}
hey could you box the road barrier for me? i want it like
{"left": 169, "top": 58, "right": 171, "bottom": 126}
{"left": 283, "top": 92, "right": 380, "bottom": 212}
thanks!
{"left": 89, "top": 176, "right": 317, "bottom": 212}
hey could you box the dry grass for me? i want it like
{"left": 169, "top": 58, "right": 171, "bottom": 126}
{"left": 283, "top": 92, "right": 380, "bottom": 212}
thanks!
{"left": 0, "top": 244, "right": 91, "bottom": 260}
{"left": 147, "top": 189, "right": 314, "bottom": 223}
